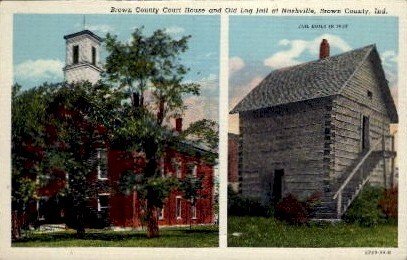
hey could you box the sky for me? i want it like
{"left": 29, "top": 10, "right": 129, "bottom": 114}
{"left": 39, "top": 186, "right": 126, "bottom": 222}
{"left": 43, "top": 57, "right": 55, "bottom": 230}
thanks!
{"left": 229, "top": 16, "right": 399, "bottom": 134}
{"left": 13, "top": 14, "right": 220, "bottom": 127}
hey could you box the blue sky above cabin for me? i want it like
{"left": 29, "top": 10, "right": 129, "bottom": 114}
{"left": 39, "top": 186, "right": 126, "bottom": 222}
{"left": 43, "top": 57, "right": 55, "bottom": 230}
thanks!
{"left": 229, "top": 16, "right": 398, "bottom": 133}
{"left": 13, "top": 14, "right": 220, "bottom": 126}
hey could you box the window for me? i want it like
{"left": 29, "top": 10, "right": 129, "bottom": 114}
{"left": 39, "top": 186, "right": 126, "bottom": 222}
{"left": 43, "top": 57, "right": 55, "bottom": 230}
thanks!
{"left": 191, "top": 205, "right": 197, "bottom": 219}
{"left": 187, "top": 163, "right": 198, "bottom": 177}
{"left": 97, "top": 149, "right": 108, "bottom": 180}
{"left": 92, "top": 46, "right": 96, "bottom": 65}
{"left": 367, "top": 90, "right": 373, "bottom": 99}
{"left": 176, "top": 196, "right": 182, "bottom": 219}
{"left": 97, "top": 194, "right": 109, "bottom": 212}
{"left": 158, "top": 207, "right": 164, "bottom": 220}
{"left": 171, "top": 158, "right": 182, "bottom": 178}
{"left": 73, "top": 45, "right": 79, "bottom": 64}
{"left": 37, "top": 196, "right": 48, "bottom": 221}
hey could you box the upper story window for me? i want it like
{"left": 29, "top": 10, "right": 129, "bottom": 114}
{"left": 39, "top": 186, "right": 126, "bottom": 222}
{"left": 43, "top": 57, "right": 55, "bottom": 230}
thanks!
{"left": 171, "top": 158, "right": 182, "bottom": 178}
{"left": 92, "top": 46, "right": 96, "bottom": 65}
{"left": 97, "top": 149, "right": 108, "bottom": 180}
{"left": 187, "top": 163, "right": 198, "bottom": 177}
{"left": 73, "top": 45, "right": 79, "bottom": 64}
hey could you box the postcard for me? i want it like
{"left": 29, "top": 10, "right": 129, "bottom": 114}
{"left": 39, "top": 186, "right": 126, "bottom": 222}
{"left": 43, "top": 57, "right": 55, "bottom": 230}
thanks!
{"left": 0, "top": 1, "right": 406, "bottom": 259}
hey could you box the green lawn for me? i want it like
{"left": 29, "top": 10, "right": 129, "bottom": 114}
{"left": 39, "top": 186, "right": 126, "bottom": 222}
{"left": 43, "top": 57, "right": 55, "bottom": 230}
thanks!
{"left": 13, "top": 225, "right": 218, "bottom": 247}
{"left": 228, "top": 217, "right": 397, "bottom": 247}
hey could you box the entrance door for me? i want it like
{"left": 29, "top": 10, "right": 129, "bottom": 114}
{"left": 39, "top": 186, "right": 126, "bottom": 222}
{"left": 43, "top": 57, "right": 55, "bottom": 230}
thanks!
{"left": 272, "top": 169, "right": 284, "bottom": 203}
{"left": 362, "top": 116, "right": 370, "bottom": 151}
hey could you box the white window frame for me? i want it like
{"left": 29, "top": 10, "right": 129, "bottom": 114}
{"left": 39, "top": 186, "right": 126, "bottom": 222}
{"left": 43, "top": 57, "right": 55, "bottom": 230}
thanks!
{"left": 158, "top": 207, "right": 164, "bottom": 220}
{"left": 97, "top": 148, "right": 108, "bottom": 180}
{"left": 192, "top": 164, "right": 197, "bottom": 177}
{"left": 176, "top": 196, "right": 182, "bottom": 219}
{"left": 191, "top": 205, "right": 197, "bottom": 219}
{"left": 175, "top": 159, "right": 182, "bottom": 178}
{"left": 97, "top": 193, "right": 110, "bottom": 212}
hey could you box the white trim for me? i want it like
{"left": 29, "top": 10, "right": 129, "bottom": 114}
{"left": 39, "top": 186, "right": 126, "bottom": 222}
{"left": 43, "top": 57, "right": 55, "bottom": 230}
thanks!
{"left": 97, "top": 148, "right": 108, "bottom": 180}
{"left": 176, "top": 196, "right": 182, "bottom": 219}
{"left": 158, "top": 207, "right": 164, "bottom": 220}
{"left": 191, "top": 205, "right": 197, "bottom": 219}
{"left": 97, "top": 193, "right": 110, "bottom": 212}
{"left": 192, "top": 164, "right": 198, "bottom": 177}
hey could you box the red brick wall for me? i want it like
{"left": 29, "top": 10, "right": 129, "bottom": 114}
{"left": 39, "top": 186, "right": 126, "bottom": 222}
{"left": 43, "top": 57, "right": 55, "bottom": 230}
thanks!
{"left": 108, "top": 147, "right": 214, "bottom": 227}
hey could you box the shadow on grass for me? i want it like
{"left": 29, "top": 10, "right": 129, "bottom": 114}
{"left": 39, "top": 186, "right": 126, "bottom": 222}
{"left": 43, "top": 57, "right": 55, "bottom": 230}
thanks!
{"left": 15, "top": 227, "right": 218, "bottom": 243}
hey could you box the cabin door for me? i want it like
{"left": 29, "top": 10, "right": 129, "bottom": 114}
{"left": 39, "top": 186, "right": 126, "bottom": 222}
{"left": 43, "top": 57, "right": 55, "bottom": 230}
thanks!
{"left": 362, "top": 116, "right": 370, "bottom": 151}
{"left": 272, "top": 169, "right": 284, "bottom": 203}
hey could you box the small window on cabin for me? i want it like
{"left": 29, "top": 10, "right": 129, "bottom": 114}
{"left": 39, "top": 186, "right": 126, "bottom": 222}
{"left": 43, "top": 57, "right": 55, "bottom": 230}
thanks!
{"left": 73, "top": 45, "right": 79, "bottom": 64}
{"left": 92, "top": 46, "right": 96, "bottom": 65}
{"left": 367, "top": 91, "right": 373, "bottom": 100}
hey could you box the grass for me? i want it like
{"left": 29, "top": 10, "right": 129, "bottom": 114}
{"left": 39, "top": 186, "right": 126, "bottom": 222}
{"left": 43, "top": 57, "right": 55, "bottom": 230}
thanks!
{"left": 228, "top": 216, "right": 397, "bottom": 247}
{"left": 12, "top": 225, "right": 218, "bottom": 247}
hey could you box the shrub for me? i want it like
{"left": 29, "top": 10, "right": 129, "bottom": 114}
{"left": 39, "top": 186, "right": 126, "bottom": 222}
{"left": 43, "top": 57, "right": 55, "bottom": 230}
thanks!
{"left": 379, "top": 186, "right": 398, "bottom": 219}
{"left": 227, "top": 186, "right": 270, "bottom": 217}
{"left": 274, "top": 192, "right": 320, "bottom": 225}
{"left": 343, "top": 185, "right": 385, "bottom": 227}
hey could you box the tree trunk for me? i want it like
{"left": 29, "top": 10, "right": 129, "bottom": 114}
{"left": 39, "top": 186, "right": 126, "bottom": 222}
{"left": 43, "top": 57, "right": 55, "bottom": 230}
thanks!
{"left": 11, "top": 210, "right": 22, "bottom": 240}
{"left": 146, "top": 201, "right": 159, "bottom": 238}
{"left": 75, "top": 201, "right": 86, "bottom": 239}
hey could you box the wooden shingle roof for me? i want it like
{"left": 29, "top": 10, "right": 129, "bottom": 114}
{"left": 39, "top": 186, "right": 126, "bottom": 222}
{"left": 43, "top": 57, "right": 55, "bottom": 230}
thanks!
{"left": 230, "top": 45, "right": 395, "bottom": 118}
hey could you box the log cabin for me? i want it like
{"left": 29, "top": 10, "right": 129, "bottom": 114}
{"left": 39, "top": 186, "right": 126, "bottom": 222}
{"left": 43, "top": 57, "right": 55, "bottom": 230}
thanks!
{"left": 230, "top": 39, "right": 397, "bottom": 219}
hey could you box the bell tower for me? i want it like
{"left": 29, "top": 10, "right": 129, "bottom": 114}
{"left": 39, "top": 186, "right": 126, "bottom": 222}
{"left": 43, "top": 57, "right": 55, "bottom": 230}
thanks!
{"left": 63, "top": 30, "right": 103, "bottom": 84}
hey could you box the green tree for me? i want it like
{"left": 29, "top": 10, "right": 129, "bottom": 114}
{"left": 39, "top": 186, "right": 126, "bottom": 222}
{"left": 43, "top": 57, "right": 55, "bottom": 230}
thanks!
{"left": 179, "top": 173, "right": 204, "bottom": 229}
{"left": 44, "top": 81, "right": 121, "bottom": 237}
{"left": 104, "top": 27, "right": 208, "bottom": 238}
{"left": 11, "top": 83, "right": 56, "bottom": 239}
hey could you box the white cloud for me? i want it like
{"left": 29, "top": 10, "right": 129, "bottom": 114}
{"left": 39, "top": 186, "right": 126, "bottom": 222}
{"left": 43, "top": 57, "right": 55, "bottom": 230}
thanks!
{"left": 164, "top": 26, "right": 185, "bottom": 35}
{"left": 75, "top": 23, "right": 114, "bottom": 34}
{"left": 264, "top": 34, "right": 352, "bottom": 69}
{"left": 15, "top": 59, "right": 64, "bottom": 81}
{"left": 229, "top": 56, "right": 245, "bottom": 74}
{"left": 381, "top": 50, "right": 398, "bottom": 67}
{"left": 85, "top": 24, "right": 114, "bottom": 34}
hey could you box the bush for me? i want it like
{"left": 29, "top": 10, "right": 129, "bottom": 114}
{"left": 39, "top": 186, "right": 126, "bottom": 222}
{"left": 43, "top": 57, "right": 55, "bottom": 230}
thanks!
{"left": 274, "top": 193, "right": 320, "bottom": 225}
{"left": 379, "top": 186, "right": 398, "bottom": 219}
{"left": 227, "top": 186, "right": 271, "bottom": 217}
{"left": 343, "top": 185, "right": 385, "bottom": 227}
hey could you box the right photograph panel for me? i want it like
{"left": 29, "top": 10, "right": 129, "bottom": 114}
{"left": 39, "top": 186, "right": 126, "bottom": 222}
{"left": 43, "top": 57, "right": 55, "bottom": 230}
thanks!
{"left": 228, "top": 16, "right": 398, "bottom": 247}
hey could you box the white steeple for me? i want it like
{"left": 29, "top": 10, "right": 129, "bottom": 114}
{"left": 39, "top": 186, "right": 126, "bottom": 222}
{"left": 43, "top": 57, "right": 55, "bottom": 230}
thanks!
{"left": 63, "top": 30, "right": 103, "bottom": 84}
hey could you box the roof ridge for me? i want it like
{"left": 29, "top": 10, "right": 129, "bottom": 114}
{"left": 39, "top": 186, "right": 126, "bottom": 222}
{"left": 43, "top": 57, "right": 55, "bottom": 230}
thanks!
{"left": 270, "top": 44, "right": 376, "bottom": 74}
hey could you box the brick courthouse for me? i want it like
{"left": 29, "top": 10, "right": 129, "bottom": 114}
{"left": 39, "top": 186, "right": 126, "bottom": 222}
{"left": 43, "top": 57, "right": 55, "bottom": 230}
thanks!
{"left": 33, "top": 29, "right": 216, "bottom": 228}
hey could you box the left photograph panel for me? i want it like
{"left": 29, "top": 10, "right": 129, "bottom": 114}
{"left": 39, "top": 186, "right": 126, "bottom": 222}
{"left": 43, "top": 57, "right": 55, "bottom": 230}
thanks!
{"left": 12, "top": 14, "right": 220, "bottom": 247}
